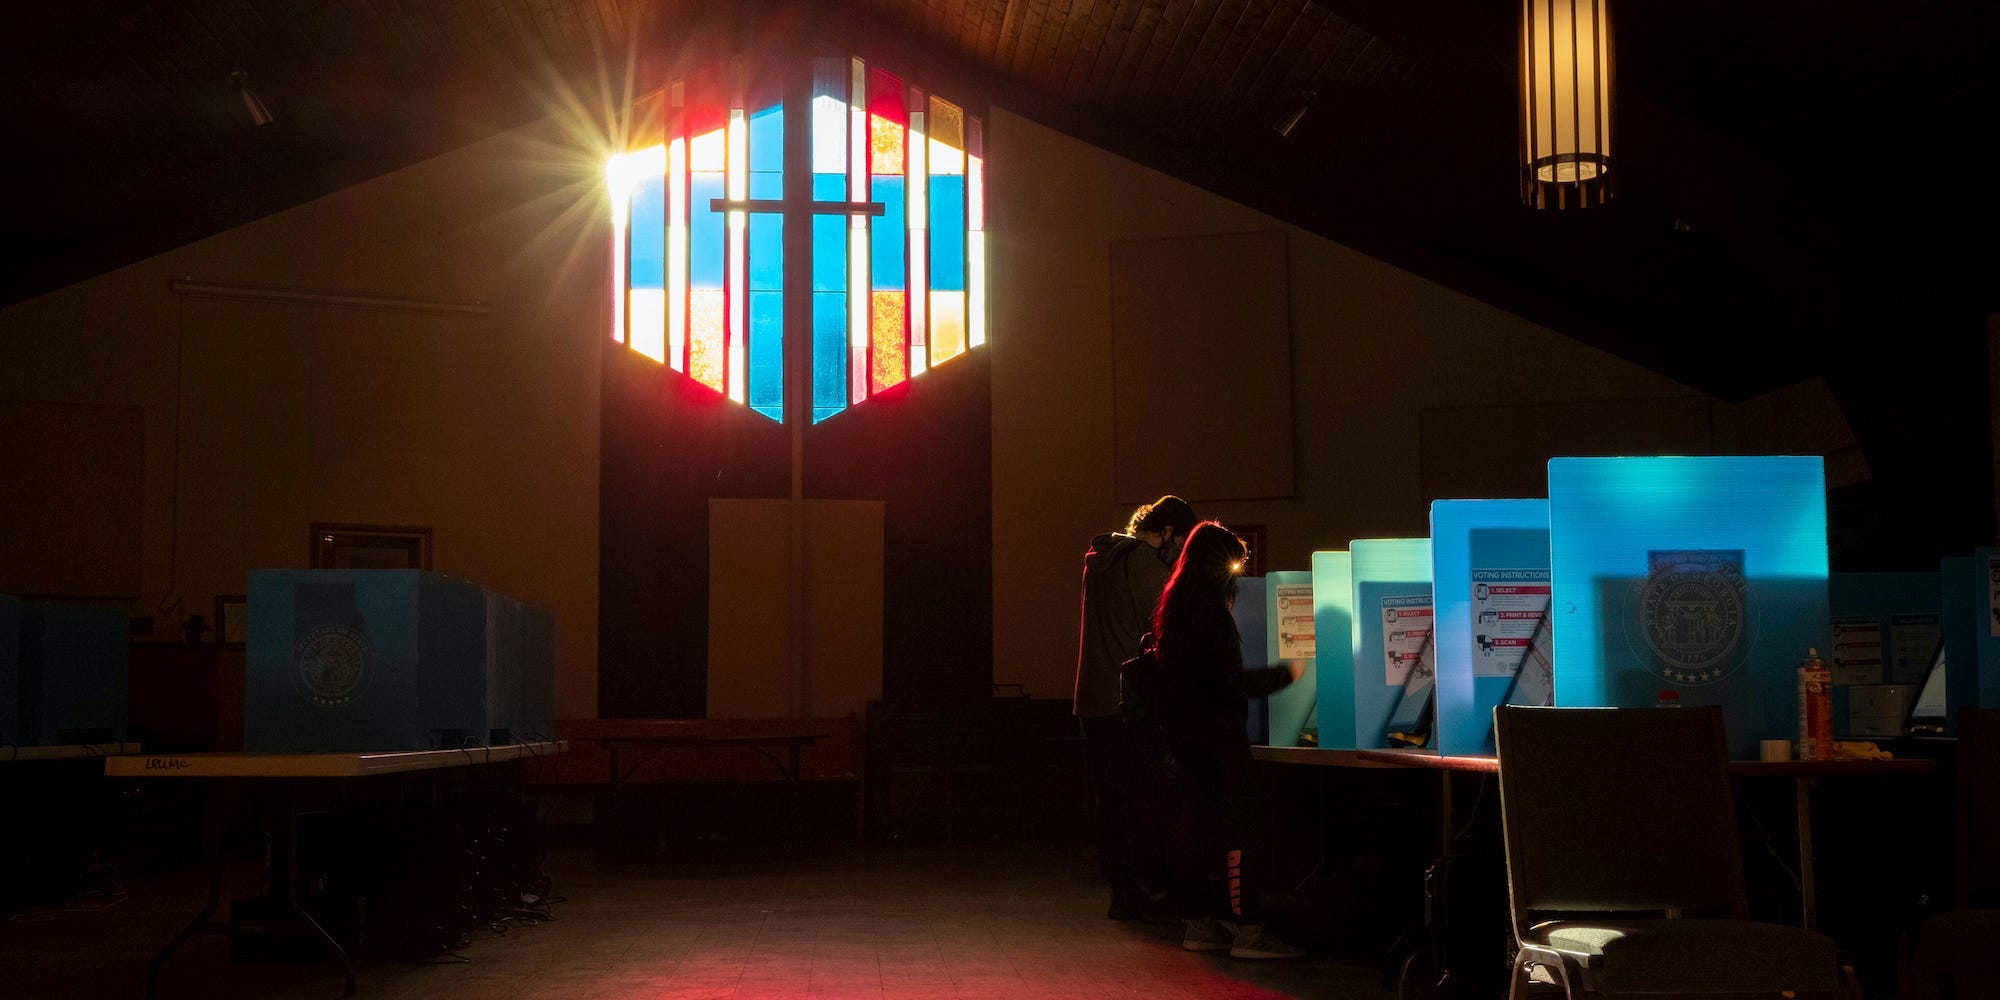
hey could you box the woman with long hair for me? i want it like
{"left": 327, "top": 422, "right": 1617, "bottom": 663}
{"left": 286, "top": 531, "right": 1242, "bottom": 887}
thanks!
{"left": 1153, "top": 520, "right": 1304, "bottom": 959}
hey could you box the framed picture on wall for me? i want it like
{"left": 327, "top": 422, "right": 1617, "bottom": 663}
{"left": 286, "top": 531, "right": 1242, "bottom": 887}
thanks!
{"left": 214, "top": 594, "right": 247, "bottom": 646}
{"left": 1232, "top": 523, "right": 1268, "bottom": 578}
{"left": 309, "top": 523, "right": 432, "bottom": 570}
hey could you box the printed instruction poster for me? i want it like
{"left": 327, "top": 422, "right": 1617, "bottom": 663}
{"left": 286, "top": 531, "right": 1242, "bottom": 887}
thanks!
{"left": 1470, "top": 568, "right": 1552, "bottom": 678}
{"left": 1381, "top": 596, "right": 1434, "bottom": 686}
{"left": 1891, "top": 613, "right": 1942, "bottom": 684}
{"left": 1275, "top": 584, "right": 1315, "bottom": 659}
{"left": 1829, "top": 617, "right": 1885, "bottom": 685}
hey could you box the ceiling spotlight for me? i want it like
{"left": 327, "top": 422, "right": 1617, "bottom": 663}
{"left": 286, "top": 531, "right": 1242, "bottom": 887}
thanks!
{"left": 231, "top": 71, "right": 273, "bottom": 127}
{"left": 1273, "top": 90, "right": 1316, "bottom": 138}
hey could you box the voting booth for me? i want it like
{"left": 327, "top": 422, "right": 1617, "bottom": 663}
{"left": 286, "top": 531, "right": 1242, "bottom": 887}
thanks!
{"left": 1310, "top": 552, "right": 1358, "bottom": 749}
{"left": 1232, "top": 576, "right": 1269, "bottom": 743}
{"left": 1431, "top": 500, "right": 1551, "bottom": 756}
{"left": 484, "top": 591, "right": 523, "bottom": 746}
{"left": 1547, "top": 456, "right": 1830, "bottom": 759}
{"left": 518, "top": 602, "right": 556, "bottom": 742}
{"left": 246, "top": 570, "right": 487, "bottom": 752}
{"left": 13, "top": 601, "right": 127, "bottom": 746}
{"left": 1349, "top": 539, "right": 1433, "bottom": 751}
{"left": 1937, "top": 556, "right": 1990, "bottom": 735}
{"left": 1263, "top": 571, "right": 1316, "bottom": 747}
{"left": 1827, "top": 571, "right": 1941, "bottom": 736}
{"left": 0, "top": 596, "right": 17, "bottom": 746}
{"left": 1975, "top": 548, "right": 2000, "bottom": 711}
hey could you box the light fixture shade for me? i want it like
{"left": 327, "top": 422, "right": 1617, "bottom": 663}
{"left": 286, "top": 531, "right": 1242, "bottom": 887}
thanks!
{"left": 1520, "top": 0, "right": 1612, "bottom": 209}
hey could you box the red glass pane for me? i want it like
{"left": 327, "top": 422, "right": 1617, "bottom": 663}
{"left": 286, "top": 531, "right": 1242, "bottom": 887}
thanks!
{"left": 868, "top": 67, "right": 906, "bottom": 124}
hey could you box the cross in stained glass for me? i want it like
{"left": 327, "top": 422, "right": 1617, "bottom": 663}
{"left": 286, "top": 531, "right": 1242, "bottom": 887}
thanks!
{"left": 609, "top": 55, "right": 985, "bottom": 425}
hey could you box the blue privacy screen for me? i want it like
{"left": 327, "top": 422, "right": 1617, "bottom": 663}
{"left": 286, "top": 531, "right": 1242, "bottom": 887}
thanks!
{"left": 1263, "top": 571, "right": 1316, "bottom": 747}
{"left": 247, "top": 570, "right": 487, "bottom": 752}
{"left": 1231, "top": 577, "right": 1268, "bottom": 744}
{"left": 1431, "top": 500, "right": 1550, "bottom": 756}
{"left": 1310, "top": 552, "right": 1356, "bottom": 749}
{"left": 1350, "top": 539, "right": 1433, "bottom": 751}
{"left": 1547, "top": 456, "right": 1829, "bottom": 759}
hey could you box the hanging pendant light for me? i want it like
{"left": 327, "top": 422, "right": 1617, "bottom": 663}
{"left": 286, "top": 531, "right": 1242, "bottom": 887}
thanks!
{"left": 1520, "top": 0, "right": 1612, "bottom": 209}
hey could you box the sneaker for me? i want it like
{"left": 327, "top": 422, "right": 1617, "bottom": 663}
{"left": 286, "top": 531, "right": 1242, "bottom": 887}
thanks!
{"left": 1181, "top": 917, "right": 1236, "bottom": 952}
{"left": 1229, "top": 923, "right": 1305, "bottom": 960}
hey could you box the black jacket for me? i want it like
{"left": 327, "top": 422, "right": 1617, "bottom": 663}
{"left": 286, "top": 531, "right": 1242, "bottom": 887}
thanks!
{"left": 1161, "top": 608, "right": 1294, "bottom": 753}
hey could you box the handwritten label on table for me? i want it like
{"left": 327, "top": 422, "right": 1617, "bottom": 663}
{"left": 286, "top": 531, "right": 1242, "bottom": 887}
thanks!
{"left": 145, "top": 758, "right": 193, "bottom": 770}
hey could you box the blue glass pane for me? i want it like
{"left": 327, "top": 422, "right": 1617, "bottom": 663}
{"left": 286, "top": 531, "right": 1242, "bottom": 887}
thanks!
{"left": 749, "top": 290, "right": 783, "bottom": 420}
{"left": 814, "top": 172, "right": 846, "bottom": 202}
{"left": 813, "top": 290, "right": 847, "bottom": 420}
{"left": 689, "top": 175, "right": 726, "bottom": 288}
{"left": 813, "top": 215, "right": 846, "bottom": 293}
{"left": 871, "top": 176, "right": 904, "bottom": 290}
{"left": 749, "top": 213, "right": 783, "bottom": 291}
{"left": 629, "top": 174, "right": 665, "bottom": 290}
{"left": 930, "top": 175, "right": 965, "bottom": 291}
{"left": 750, "top": 171, "right": 783, "bottom": 200}
{"left": 749, "top": 106, "right": 783, "bottom": 173}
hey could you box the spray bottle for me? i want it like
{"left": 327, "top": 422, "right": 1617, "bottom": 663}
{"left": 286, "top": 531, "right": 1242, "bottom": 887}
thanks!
{"left": 1798, "top": 648, "right": 1834, "bottom": 761}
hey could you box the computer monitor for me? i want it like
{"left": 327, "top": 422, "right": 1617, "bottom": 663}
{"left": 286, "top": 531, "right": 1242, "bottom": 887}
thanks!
{"left": 1905, "top": 639, "right": 1949, "bottom": 736}
{"left": 1502, "top": 614, "right": 1555, "bottom": 708}
{"left": 1385, "top": 632, "right": 1436, "bottom": 745}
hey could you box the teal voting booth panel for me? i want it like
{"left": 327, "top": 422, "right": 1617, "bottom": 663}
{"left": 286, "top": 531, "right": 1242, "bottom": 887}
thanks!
{"left": 484, "top": 591, "right": 522, "bottom": 744}
{"left": 1827, "top": 572, "right": 1941, "bottom": 729}
{"left": 1432, "top": 500, "right": 1550, "bottom": 757}
{"left": 1264, "top": 571, "right": 1316, "bottom": 747}
{"left": 0, "top": 596, "right": 18, "bottom": 745}
{"left": 1941, "top": 558, "right": 1980, "bottom": 735}
{"left": 1232, "top": 577, "right": 1268, "bottom": 743}
{"left": 1829, "top": 573, "right": 1942, "bottom": 685}
{"left": 1311, "top": 552, "right": 1357, "bottom": 749}
{"left": 15, "top": 602, "right": 126, "bottom": 745}
{"left": 1351, "top": 539, "right": 1433, "bottom": 750}
{"left": 518, "top": 602, "right": 556, "bottom": 742}
{"left": 247, "top": 570, "right": 488, "bottom": 751}
{"left": 1548, "top": 456, "right": 1829, "bottom": 760}
{"left": 1976, "top": 549, "right": 2000, "bottom": 711}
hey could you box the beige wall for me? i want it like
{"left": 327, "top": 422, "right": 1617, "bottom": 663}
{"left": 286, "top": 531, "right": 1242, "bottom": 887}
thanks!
{"left": 0, "top": 119, "right": 606, "bottom": 718}
{"left": 988, "top": 109, "right": 1707, "bottom": 703}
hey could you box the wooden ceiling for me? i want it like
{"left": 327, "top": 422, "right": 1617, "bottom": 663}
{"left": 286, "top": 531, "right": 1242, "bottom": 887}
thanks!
{"left": 6, "top": 0, "right": 1996, "bottom": 408}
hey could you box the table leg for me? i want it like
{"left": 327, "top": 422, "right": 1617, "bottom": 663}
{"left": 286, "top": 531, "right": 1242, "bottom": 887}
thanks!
{"left": 604, "top": 744, "right": 621, "bottom": 851}
{"left": 273, "top": 785, "right": 355, "bottom": 996}
{"left": 1796, "top": 776, "right": 1818, "bottom": 933}
{"left": 1439, "top": 770, "right": 1455, "bottom": 856}
{"left": 146, "top": 782, "right": 227, "bottom": 999}
{"left": 788, "top": 743, "right": 803, "bottom": 850}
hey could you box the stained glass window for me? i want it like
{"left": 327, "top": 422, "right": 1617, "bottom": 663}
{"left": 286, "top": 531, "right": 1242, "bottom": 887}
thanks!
{"left": 609, "top": 58, "right": 984, "bottom": 425}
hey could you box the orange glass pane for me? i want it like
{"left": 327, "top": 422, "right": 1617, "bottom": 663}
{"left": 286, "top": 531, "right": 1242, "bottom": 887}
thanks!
{"left": 929, "top": 290, "right": 965, "bottom": 365}
{"left": 871, "top": 291, "right": 907, "bottom": 393}
{"left": 870, "top": 115, "right": 904, "bottom": 175}
{"left": 689, "top": 288, "right": 726, "bottom": 392}
{"left": 928, "top": 97, "right": 964, "bottom": 174}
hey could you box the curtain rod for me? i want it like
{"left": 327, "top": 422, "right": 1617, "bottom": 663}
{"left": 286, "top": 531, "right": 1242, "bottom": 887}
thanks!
{"left": 169, "top": 278, "right": 490, "bottom": 317}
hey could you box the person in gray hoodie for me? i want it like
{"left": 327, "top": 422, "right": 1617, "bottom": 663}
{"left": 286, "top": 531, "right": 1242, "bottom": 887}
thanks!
{"left": 1074, "top": 494, "right": 1197, "bottom": 919}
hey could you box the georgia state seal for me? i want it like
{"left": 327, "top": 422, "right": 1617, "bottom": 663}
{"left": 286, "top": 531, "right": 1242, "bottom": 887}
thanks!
{"left": 1632, "top": 550, "right": 1747, "bottom": 685}
{"left": 295, "top": 625, "right": 370, "bottom": 707}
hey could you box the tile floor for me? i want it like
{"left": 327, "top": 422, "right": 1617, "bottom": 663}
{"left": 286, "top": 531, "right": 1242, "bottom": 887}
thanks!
{"left": 1, "top": 840, "right": 1394, "bottom": 999}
